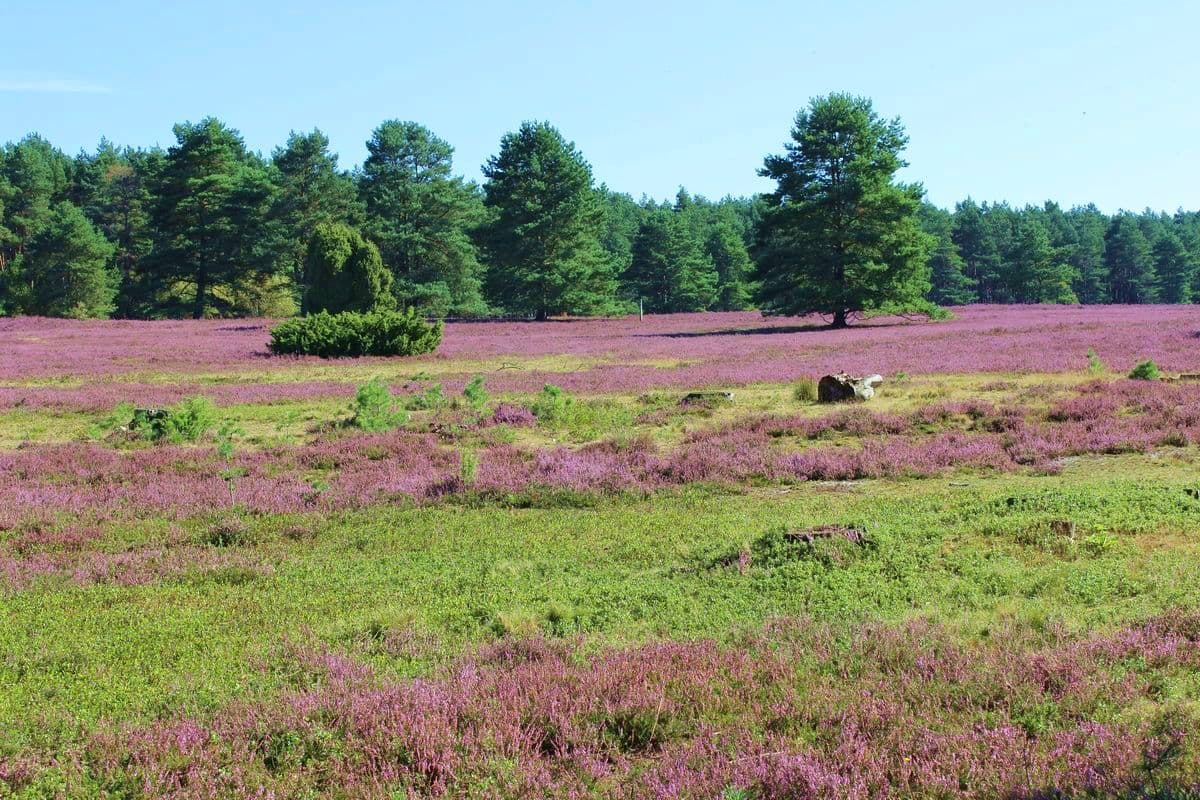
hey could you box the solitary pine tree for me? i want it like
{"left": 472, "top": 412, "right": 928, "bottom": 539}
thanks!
{"left": 754, "top": 94, "right": 932, "bottom": 327}
{"left": 481, "top": 122, "right": 617, "bottom": 319}
{"left": 302, "top": 222, "right": 391, "bottom": 314}
{"left": 626, "top": 209, "right": 717, "bottom": 312}
{"left": 21, "top": 201, "right": 117, "bottom": 318}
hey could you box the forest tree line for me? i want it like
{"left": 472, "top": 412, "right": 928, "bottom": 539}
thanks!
{"left": 0, "top": 116, "right": 1197, "bottom": 320}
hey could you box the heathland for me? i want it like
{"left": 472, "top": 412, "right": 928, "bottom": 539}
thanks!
{"left": 2, "top": 305, "right": 1200, "bottom": 798}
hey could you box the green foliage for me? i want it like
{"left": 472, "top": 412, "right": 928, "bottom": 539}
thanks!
{"left": 1129, "top": 360, "right": 1161, "bottom": 381}
{"left": 530, "top": 384, "right": 574, "bottom": 424}
{"left": 1086, "top": 348, "right": 1107, "bottom": 375}
{"left": 20, "top": 201, "right": 117, "bottom": 318}
{"left": 481, "top": 122, "right": 619, "bottom": 319}
{"left": 270, "top": 129, "right": 361, "bottom": 291}
{"left": 463, "top": 376, "right": 489, "bottom": 413}
{"left": 754, "top": 94, "right": 933, "bottom": 327}
{"left": 626, "top": 209, "right": 718, "bottom": 312}
{"left": 361, "top": 121, "right": 489, "bottom": 317}
{"left": 268, "top": 308, "right": 442, "bottom": 358}
{"left": 405, "top": 382, "right": 447, "bottom": 411}
{"left": 161, "top": 396, "right": 219, "bottom": 443}
{"left": 1105, "top": 215, "right": 1157, "bottom": 304}
{"left": 792, "top": 378, "right": 818, "bottom": 403}
{"left": 140, "top": 117, "right": 287, "bottom": 318}
{"left": 350, "top": 378, "right": 408, "bottom": 432}
{"left": 920, "top": 203, "right": 974, "bottom": 306}
{"left": 132, "top": 396, "right": 219, "bottom": 443}
{"left": 302, "top": 222, "right": 392, "bottom": 314}
{"left": 460, "top": 448, "right": 479, "bottom": 487}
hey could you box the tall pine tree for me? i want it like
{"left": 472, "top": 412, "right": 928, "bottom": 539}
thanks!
{"left": 754, "top": 94, "right": 932, "bottom": 326}
{"left": 480, "top": 122, "right": 618, "bottom": 319}
{"left": 625, "top": 209, "right": 717, "bottom": 312}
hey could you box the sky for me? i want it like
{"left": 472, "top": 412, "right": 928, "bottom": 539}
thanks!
{"left": 2, "top": 0, "right": 1198, "bottom": 212}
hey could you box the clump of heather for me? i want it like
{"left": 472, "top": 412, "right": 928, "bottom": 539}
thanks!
{"left": 47, "top": 612, "right": 1200, "bottom": 798}
{"left": 489, "top": 402, "right": 537, "bottom": 427}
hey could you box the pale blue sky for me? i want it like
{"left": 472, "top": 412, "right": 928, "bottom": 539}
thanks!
{"left": 2, "top": 0, "right": 1197, "bottom": 211}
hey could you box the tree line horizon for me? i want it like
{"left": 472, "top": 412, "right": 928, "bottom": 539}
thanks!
{"left": 1, "top": 93, "right": 1197, "bottom": 324}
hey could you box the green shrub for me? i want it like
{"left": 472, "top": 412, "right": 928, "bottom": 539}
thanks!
{"left": 131, "top": 396, "right": 218, "bottom": 443}
{"left": 268, "top": 308, "right": 442, "bottom": 358}
{"left": 162, "top": 397, "right": 218, "bottom": 443}
{"left": 1086, "top": 348, "right": 1107, "bottom": 375}
{"left": 350, "top": 379, "right": 408, "bottom": 432}
{"left": 793, "top": 378, "right": 817, "bottom": 403}
{"left": 530, "top": 384, "right": 573, "bottom": 424}
{"left": 460, "top": 448, "right": 479, "bottom": 487}
{"left": 1128, "top": 360, "right": 1161, "bottom": 381}
{"left": 463, "top": 375, "right": 489, "bottom": 413}
{"left": 406, "top": 383, "right": 447, "bottom": 411}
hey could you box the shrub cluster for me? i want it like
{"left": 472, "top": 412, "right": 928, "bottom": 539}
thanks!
{"left": 130, "top": 396, "right": 218, "bottom": 443}
{"left": 268, "top": 309, "right": 443, "bottom": 358}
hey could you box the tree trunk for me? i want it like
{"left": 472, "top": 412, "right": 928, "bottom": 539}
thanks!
{"left": 831, "top": 308, "right": 848, "bottom": 329}
{"left": 193, "top": 268, "right": 207, "bottom": 319}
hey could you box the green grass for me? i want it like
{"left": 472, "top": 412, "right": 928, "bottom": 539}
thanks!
{"left": 3, "top": 455, "right": 1200, "bottom": 755}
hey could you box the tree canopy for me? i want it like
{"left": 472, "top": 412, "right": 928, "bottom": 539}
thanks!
{"left": 754, "top": 94, "right": 932, "bottom": 326}
{"left": 2, "top": 104, "right": 1200, "bottom": 321}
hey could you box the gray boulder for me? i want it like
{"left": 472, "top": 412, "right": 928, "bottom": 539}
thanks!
{"left": 817, "top": 373, "right": 883, "bottom": 403}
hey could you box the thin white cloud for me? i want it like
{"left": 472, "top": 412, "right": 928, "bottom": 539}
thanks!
{"left": 0, "top": 78, "right": 112, "bottom": 94}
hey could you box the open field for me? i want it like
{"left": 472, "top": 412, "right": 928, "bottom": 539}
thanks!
{"left": 3, "top": 306, "right": 1200, "bottom": 799}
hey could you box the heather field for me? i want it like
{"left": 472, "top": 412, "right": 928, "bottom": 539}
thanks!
{"left": 3, "top": 306, "right": 1200, "bottom": 799}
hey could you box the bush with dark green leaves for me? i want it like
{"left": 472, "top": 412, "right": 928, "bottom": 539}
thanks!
{"left": 1128, "top": 360, "right": 1161, "bottom": 381}
{"left": 268, "top": 309, "right": 443, "bottom": 358}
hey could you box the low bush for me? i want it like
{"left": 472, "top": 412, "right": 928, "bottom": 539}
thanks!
{"left": 268, "top": 308, "right": 442, "bottom": 358}
{"left": 131, "top": 396, "right": 218, "bottom": 443}
{"left": 1129, "top": 359, "right": 1161, "bottom": 381}
{"left": 793, "top": 378, "right": 818, "bottom": 403}
{"left": 463, "top": 376, "right": 489, "bottom": 414}
{"left": 350, "top": 379, "right": 408, "bottom": 432}
{"left": 530, "top": 384, "right": 574, "bottom": 424}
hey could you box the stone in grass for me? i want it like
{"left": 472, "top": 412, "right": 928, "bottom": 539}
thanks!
{"left": 784, "top": 524, "right": 872, "bottom": 547}
{"left": 817, "top": 373, "right": 883, "bottom": 403}
{"left": 679, "top": 391, "right": 734, "bottom": 408}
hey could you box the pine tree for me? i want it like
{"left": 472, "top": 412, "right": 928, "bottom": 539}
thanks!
{"left": 1105, "top": 215, "right": 1157, "bottom": 304}
{"left": 1009, "top": 216, "right": 1078, "bottom": 303}
{"left": 271, "top": 130, "right": 359, "bottom": 293}
{"left": 22, "top": 202, "right": 116, "bottom": 318}
{"left": 919, "top": 204, "right": 973, "bottom": 305}
{"left": 1152, "top": 228, "right": 1195, "bottom": 304}
{"left": 706, "top": 219, "right": 754, "bottom": 310}
{"left": 625, "top": 209, "right": 717, "bottom": 312}
{"left": 951, "top": 200, "right": 1000, "bottom": 303}
{"left": 480, "top": 122, "right": 618, "bottom": 319}
{"left": 1067, "top": 205, "right": 1108, "bottom": 304}
{"left": 754, "top": 94, "right": 932, "bottom": 326}
{"left": 361, "top": 121, "right": 488, "bottom": 317}
{"left": 143, "top": 118, "right": 284, "bottom": 318}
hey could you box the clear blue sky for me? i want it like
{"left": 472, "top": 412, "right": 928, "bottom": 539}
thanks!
{"left": 3, "top": 0, "right": 1197, "bottom": 211}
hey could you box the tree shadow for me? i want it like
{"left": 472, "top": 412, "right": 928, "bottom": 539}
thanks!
{"left": 636, "top": 321, "right": 901, "bottom": 339}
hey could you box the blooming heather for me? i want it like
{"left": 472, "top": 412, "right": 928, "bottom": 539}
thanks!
{"left": 17, "top": 612, "right": 1192, "bottom": 798}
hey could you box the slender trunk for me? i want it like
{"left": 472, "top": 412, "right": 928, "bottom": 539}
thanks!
{"left": 193, "top": 266, "right": 207, "bottom": 319}
{"left": 831, "top": 308, "right": 848, "bottom": 329}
